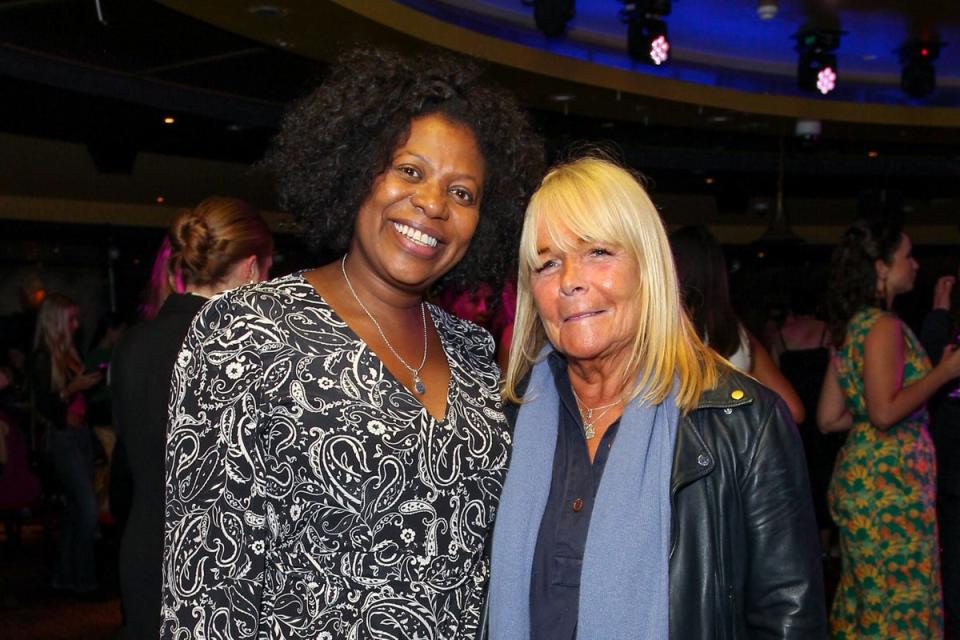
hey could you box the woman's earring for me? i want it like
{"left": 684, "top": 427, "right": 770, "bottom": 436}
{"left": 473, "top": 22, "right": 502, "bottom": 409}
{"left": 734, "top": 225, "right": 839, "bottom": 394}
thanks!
{"left": 876, "top": 277, "right": 887, "bottom": 304}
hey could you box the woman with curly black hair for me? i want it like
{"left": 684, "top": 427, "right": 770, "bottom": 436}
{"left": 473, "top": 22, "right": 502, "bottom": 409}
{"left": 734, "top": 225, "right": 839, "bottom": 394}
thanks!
{"left": 160, "top": 47, "right": 543, "bottom": 639}
{"left": 818, "top": 218, "right": 960, "bottom": 638}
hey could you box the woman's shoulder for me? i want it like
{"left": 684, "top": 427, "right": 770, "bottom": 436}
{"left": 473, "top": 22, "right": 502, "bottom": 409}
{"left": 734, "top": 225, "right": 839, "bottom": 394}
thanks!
{"left": 197, "top": 273, "right": 312, "bottom": 319}
{"left": 181, "top": 273, "right": 314, "bottom": 345}
{"left": 848, "top": 306, "right": 889, "bottom": 330}
{"left": 693, "top": 365, "right": 792, "bottom": 433}
{"left": 428, "top": 303, "right": 496, "bottom": 356}
{"left": 429, "top": 303, "right": 495, "bottom": 342}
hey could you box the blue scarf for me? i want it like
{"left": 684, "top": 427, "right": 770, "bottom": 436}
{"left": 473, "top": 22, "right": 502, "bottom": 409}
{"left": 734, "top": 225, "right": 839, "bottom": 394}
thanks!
{"left": 489, "top": 351, "right": 678, "bottom": 639}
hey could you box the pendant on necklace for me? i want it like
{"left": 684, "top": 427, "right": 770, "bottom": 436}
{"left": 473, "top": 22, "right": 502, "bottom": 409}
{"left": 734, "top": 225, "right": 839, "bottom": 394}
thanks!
{"left": 583, "top": 422, "right": 596, "bottom": 439}
{"left": 414, "top": 374, "right": 426, "bottom": 395}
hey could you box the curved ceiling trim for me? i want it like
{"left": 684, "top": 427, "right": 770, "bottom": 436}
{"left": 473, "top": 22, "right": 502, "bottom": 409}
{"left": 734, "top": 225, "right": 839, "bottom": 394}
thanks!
{"left": 156, "top": 0, "right": 960, "bottom": 128}
{"left": 329, "top": 0, "right": 960, "bottom": 127}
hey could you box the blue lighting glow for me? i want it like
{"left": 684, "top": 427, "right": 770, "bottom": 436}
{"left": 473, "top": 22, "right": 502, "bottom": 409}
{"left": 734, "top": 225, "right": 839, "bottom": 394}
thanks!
{"left": 395, "top": 0, "right": 960, "bottom": 107}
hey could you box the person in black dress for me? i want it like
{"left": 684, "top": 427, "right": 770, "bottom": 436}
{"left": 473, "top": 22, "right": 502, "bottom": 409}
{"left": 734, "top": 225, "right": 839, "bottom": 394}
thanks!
{"left": 111, "top": 197, "right": 273, "bottom": 639}
{"left": 159, "top": 47, "right": 544, "bottom": 639}
{"left": 770, "top": 286, "right": 842, "bottom": 555}
{"left": 921, "top": 273, "right": 960, "bottom": 638}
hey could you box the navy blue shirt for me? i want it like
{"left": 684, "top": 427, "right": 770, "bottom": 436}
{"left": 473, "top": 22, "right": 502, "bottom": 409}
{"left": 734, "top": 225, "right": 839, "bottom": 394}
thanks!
{"left": 529, "top": 353, "right": 621, "bottom": 640}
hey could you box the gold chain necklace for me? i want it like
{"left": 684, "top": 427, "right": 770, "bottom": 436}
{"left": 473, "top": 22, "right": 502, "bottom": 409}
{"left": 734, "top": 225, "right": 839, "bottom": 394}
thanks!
{"left": 340, "top": 254, "right": 428, "bottom": 394}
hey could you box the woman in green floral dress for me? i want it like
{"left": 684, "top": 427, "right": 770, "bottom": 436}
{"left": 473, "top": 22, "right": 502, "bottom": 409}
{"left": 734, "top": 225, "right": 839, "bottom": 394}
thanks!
{"left": 818, "top": 219, "right": 960, "bottom": 638}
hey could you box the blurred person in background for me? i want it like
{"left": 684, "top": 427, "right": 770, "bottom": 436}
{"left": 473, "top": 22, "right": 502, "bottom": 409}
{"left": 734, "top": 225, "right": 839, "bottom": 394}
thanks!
{"left": 819, "top": 218, "right": 960, "bottom": 638}
{"left": 492, "top": 279, "right": 517, "bottom": 373}
{"left": 30, "top": 294, "right": 102, "bottom": 595}
{"left": 921, "top": 271, "right": 960, "bottom": 638}
{"left": 669, "top": 225, "right": 806, "bottom": 424}
{"left": 439, "top": 281, "right": 495, "bottom": 326}
{"left": 110, "top": 196, "right": 273, "bottom": 639}
{"left": 138, "top": 236, "right": 184, "bottom": 321}
{"left": 770, "top": 286, "right": 843, "bottom": 557}
{"left": 82, "top": 312, "right": 126, "bottom": 520}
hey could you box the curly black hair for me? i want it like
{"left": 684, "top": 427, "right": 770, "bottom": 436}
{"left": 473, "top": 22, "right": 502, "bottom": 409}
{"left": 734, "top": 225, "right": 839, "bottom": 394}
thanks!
{"left": 825, "top": 217, "right": 904, "bottom": 345}
{"left": 263, "top": 46, "right": 545, "bottom": 286}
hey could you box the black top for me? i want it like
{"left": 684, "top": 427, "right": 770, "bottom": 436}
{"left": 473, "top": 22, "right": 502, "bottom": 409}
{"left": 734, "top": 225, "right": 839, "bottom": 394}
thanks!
{"left": 30, "top": 345, "right": 69, "bottom": 434}
{"left": 921, "top": 308, "right": 960, "bottom": 495}
{"left": 529, "top": 353, "right": 621, "bottom": 640}
{"left": 776, "top": 333, "right": 830, "bottom": 457}
{"left": 111, "top": 292, "right": 206, "bottom": 640}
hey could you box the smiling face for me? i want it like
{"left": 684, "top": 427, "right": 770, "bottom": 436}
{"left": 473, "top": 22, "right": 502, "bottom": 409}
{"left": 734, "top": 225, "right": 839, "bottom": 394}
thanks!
{"left": 349, "top": 113, "right": 485, "bottom": 295}
{"left": 529, "top": 220, "right": 641, "bottom": 366}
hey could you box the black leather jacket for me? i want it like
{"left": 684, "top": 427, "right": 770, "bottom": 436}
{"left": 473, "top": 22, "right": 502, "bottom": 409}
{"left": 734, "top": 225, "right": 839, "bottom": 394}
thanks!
{"left": 488, "top": 366, "right": 827, "bottom": 639}
{"left": 670, "top": 368, "right": 827, "bottom": 639}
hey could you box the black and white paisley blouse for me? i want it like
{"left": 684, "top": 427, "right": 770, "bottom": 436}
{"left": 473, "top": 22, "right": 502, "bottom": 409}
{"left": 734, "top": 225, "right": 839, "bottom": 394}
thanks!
{"left": 160, "top": 273, "right": 511, "bottom": 639}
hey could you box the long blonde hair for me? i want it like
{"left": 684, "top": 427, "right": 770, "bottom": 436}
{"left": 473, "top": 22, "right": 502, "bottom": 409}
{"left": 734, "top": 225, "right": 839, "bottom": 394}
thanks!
{"left": 34, "top": 294, "right": 82, "bottom": 391}
{"left": 502, "top": 156, "right": 721, "bottom": 412}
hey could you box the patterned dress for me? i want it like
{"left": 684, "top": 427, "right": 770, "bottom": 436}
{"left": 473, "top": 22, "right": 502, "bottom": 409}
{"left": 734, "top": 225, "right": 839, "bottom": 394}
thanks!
{"left": 829, "top": 306, "right": 943, "bottom": 638}
{"left": 160, "top": 273, "right": 511, "bottom": 639}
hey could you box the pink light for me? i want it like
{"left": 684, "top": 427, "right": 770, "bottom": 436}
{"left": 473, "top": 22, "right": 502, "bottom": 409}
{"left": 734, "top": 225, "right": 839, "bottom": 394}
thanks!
{"left": 816, "top": 66, "right": 836, "bottom": 95}
{"left": 650, "top": 35, "right": 670, "bottom": 65}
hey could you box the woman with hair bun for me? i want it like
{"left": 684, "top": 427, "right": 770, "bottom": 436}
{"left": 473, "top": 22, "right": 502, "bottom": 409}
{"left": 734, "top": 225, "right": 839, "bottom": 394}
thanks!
{"left": 111, "top": 196, "right": 272, "bottom": 640}
{"left": 160, "top": 46, "right": 543, "bottom": 639}
{"left": 819, "top": 218, "right": 960, "bottom": 638}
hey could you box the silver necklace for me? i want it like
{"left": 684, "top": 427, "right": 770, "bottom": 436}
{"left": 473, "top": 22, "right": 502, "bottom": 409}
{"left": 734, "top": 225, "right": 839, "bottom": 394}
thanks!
{"left": 571, "top": 387, "right": 622, "bottom": 440}
{"left": 340, "top": 254, "right": 428, "bottom": 394}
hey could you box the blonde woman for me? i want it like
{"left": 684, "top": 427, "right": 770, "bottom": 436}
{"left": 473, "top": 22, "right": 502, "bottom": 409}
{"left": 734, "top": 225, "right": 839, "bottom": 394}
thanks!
{"left": 31, "top": 294, "right": 102, "bottom": 594}
{"left": 488, "top": 156, "right": 825, "bottom": 639}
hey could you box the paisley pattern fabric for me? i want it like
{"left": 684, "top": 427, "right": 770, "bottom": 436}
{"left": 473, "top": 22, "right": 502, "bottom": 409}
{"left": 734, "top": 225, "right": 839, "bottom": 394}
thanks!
{"left": 160, "top": 273, "right": 510, "bottom": 639}
{"left": 829, "top": 306, "right": 943, "bottom": 639}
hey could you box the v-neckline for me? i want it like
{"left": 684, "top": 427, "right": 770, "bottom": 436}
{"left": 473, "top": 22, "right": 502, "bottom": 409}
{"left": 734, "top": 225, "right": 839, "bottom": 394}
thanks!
{"left": 297, "top": 271, "right": 455, "bottom": 423}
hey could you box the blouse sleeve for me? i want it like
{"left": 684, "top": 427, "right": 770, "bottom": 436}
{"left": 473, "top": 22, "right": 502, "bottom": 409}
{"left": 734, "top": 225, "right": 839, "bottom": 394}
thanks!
{"left": 160, "top": 295, "right": 269, "bottom": 639}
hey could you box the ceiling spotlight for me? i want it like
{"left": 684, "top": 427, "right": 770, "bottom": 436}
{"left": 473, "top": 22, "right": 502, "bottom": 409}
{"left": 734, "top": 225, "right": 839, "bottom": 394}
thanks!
{"left": 757, "top": 1, "right": 778, "bottom": 20}
{"left": 531, "top": 0, "right": 575, "bottom": 37}
{"left": 622, "top": 1, "right": 672, "bottom": 65}
{"left": 795, "top": 29, "right": 842, "bottom": 95}
{"left": 163, "top": 116, "right": 175, "bottom": 125}
{"left": 247, "top": 5, "right": 287, "bottom": 18}
{"left": 899, "top": 40, "right": 942, "bottom": 98}
{"left": 795, "top": 118, "right": 822, "bottom": 139}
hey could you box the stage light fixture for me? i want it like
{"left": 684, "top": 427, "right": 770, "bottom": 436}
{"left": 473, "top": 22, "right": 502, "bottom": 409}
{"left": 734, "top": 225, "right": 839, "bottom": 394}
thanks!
{"left": 531, "top": 0, "right": 575, "bottom": 37}
{"left": 795, "top": 29, "right": 841, "bottom": 95}
{"left": 899, "top": 40, "right": 941, "bottom": 98}
{"left": 757, "top": 1, "right": 778, "bottom": 20}
{"left": 621, "top": 1, "right": 672, "bottom": 65}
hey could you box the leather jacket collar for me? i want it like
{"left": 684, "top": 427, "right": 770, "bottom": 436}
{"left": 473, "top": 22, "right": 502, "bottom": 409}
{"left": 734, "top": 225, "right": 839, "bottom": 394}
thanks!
{"left": 671, "top": 375, "right": 754, "bottom": 502}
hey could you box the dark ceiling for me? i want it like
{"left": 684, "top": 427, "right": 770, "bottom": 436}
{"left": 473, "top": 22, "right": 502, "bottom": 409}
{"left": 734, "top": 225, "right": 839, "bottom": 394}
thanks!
{"left": 1, "top": 0, "right": 959, "bottom": 227}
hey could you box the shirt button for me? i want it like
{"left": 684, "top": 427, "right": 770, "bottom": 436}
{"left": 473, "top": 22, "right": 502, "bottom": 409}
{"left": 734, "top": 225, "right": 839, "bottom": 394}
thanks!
{"left": 572, "top": 498, "right": 584, "bottom": 512}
